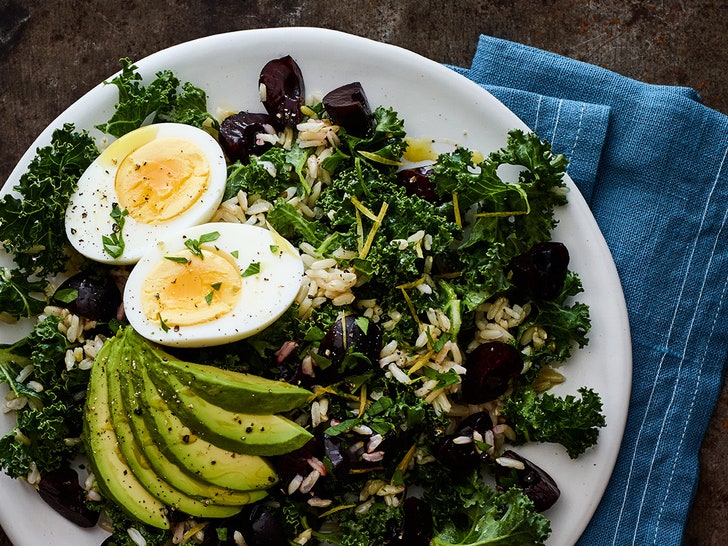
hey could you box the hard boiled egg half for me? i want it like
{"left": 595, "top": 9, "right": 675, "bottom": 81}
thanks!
{"left": 65, "top": 123, "right": 227, "bottom": 264}
{"left": 123, "top": 222, "right": 304, "bottom": 347}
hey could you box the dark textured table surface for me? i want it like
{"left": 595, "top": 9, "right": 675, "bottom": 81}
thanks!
{"left": 0, "top": 1, "right": 726, "bottom": 544}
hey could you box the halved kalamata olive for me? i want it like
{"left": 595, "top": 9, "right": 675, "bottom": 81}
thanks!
{"left": 274, "top": 437, "right": 329, "bottom": 500}
{"left": 323, "top": 435, "right": 350, "bottom": 476}
{"left": 385, "top": 497, "right": 433, "bottom": 545}
{"left": 460, "top": 341, "right": 523, "bottom": 404}
{"left": 201, "top": 505, "right": 287, "bottom": 546}
{"left": 239, "top": 505, "right": 288, "bottom": 546}
{"left": 37, "top": 466, "right": 99, "bottom": 528}
{"left": 495, "top": 450, "right": 561, "bottom": 511}
{"left": 322, "top": 82, "right": 373, "bottom": 137}
{"left": 52, "top": 270, "right": 121, "bottom": 322}
{"left": 259, "top": 56, "right": 305, "bottom": 126}
{"left": 434, "top": 411, "right": 493, "bottom": 473}
{"left": 218, "top": 111, "right": 277, "bottom": 164}
{"left": 509, "top": 241, "right": 570, "bottom": 300}
{"left": 397, "top": 166, "right": 440, "bottom": 203}
{"left": 317, "top": 314, "right": 383, "bottom": 380}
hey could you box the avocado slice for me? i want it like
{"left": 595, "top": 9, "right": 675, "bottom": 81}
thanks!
{"left": 115, "top": 340, "right": 267, "bottom": 505}
{"left": 148, "top": 361, "right": 312, "bottom": 456}
{"left": 130, "top": 354, "right": 280, "bottom": 491}
{"left": 123, "top": 327, "right": 311, "bottom": 414}
{"left": 106, "top": 339, "right": 253, "bottom": 517}
{"left": 83, "top": 339, "right": 169, "bottom": 529}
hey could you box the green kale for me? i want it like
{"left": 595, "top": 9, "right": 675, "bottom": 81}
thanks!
{"left": 514, "top": 271, "right": 591, "bottom": 376}
{"left": 324, "top": 376, "right": 449, "bottom": 442}
{"left": 321, "top": 106, "right": 408, "bottom": 172}
{"left": 0, "top": 268, "right": 47, "bottom": 319}
{"left": 170, "top": 81, "right": 219, "bottom": 129}
{"left": 446, "top": 241, "right": 512, "bottom": 312}
{"left": 316, "top": 163, "right": 459, "bottom": 283}
{"left": 501, "top": 385, "right": 606, "bottom": 459}
{"left": 0, "top": 315, "right": 90, "bottom": 478}
{"left": 267, "top": 200, "right": 330, "bottom": 247}
{"left": 430, "top": 485, "right": 551, "bottom": 546}
{"left": 432, "top": 129, "right": 568, "bottom": 259}
{"left": 95, "top": 58, "right": 215, "bottom": 138}
{"left": 0, "top": 123, "right": 98, "bottom": 281}
{"left": 100, "top": 503, "right": 169, "bottom": 546}
{"left": 224, "top": 147, "right": 289, "bottom": 201}
{"left": 325, "top": 501, "right": 404, "bottom": 546}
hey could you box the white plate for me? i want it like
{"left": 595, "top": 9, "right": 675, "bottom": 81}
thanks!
{"left": 0, "top": 27, "right": 631, "bottom": 546}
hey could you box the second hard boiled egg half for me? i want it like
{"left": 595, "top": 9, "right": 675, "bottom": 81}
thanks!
{"left": 65, "top": 123, "right": 228, "bottom": 264}
{"left": 123, "top": 223, "right": 305, "bottom": 347}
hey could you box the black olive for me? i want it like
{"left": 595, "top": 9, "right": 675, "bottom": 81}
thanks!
{"left": 53, "top": 270, "right": 121, "bottom": 322}
{"left": 317, "top": 314, "right": 383, "bottom": 381}
{"left": 494, "top": 450, "right": 561, "bottom": 511}
{"left": 218, "top": 111, "right": 278, "bottom": 164}
{"left": 323, "top": 435, "right": 350, "bottom": 476}
{"left": 509, "top": 241, "right": 570, "bottom": 300}
{"left": 259, "top": 55, "right": 305, "bottom": 127}
{"left": 273, "top": 437, "right": 326, "bottom": 499}
{"left": 434, "top": 411, "right": 494, "bottom": 473}
{"left": 36, "top": 466, "right": 99, "bottom": 528}
{"left": 385, "top": 497, "right": 433, "bottom": 545}
{"left": 240, "top": 505, "right": 288, "bottom": 546}
{"left": 322, "top": 81, "right": 373, "bottom": 137}
{"left": 201, "top": 505, "right": 286, "bottom": 545}
{"left": 460, "top": 341, "right": 523, "bottom": 404}
{"left": 396, "top": 166, "right": 440, "bottom": 203}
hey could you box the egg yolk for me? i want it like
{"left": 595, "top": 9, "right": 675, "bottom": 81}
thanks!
{"left": 115, "top": 137, "right": 211, "bottom": 224}
{"left": 141, "top": 248, "right": 242, "bottom": 328}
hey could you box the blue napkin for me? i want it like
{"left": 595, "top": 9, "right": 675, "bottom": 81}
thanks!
{"left": 454, "top": 35, "right": 728, "bottom": 545}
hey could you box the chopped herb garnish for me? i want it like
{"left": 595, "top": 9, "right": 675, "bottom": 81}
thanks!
{"left": 158, "top": 313, "right": 170, "bottom": 332}
{"left": 241, "top": 262, "right": 261, "bottom": 277}
{"left": 184, "top": 231, "right": 221, "bottom": 259}
{"left": 164, "top": 256, "right": 190, "bottom": 264}
{"left": 101, "top": 204, "right": 129, "bottom": 258}
{"left": 53, "top": 288, "right": 78, "bottom": 304}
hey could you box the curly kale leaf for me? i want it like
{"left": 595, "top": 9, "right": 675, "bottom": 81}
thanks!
{"left": 223, "top": 145, "right": 310, "bottom": 202}
{"left": 447, "top": 241, "right": 512, "bottom": 312}
{"left": 168, "top": 81, "right": 218, "bottom": 129}
{"left": 321, "top": 106, "right": 408, "bottom": 173}
{"left": 96, "top": 58, "right": 214, "bottom": 137}
{"left": 0, "top": 123, "right": 98, "bottom": 281}
{"left": 325, "top": 501, "right": 404, "bottom": 546}
{"left": 421, "top": 464, "right": 551, "bottom": 546}
{"left": 317, "top": 163, "right": 459, "bottom": 282}
{"left": 0, "top": 315, "right": 90, "bottom": 478}
{"left": 516, "top": 272, "right": 591, "bottom": 372}
{"left": 0, "top": 268, "right": 48, "bottom": 319}
{"left": 99, "top": 503, "right": 169, "bottom": 546}
{"left": 432, "top": 129, "right": 568, "bottom": 259}
{"left": 431, "top": 487, "right": 551, "bottom": 546}
{"left": 501, "top": 386, "right": 606, "bottom": 459}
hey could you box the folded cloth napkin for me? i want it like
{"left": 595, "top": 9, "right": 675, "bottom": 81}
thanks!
{"left": 453, "top": 35, "right": 728, "bottom": 545}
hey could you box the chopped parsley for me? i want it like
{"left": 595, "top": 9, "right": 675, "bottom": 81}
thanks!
{"left": 101, "top": 204, "right": 129, "bottom": 258}
{"left": 241, "top": 262, "right": 261, "bottom": 277}
{"left": 184, "top": 231, "right": 220, "bottom": 258}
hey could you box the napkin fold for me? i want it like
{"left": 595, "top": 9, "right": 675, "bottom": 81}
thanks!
{"left": 455, "top": 35, "right": 728, "bottom": 545}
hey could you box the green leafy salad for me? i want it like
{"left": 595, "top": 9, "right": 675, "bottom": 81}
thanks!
{"left": 0, "top": 56, "right": 603, "bottom": 546}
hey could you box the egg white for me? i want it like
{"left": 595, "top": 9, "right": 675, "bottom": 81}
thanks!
{"left": 123, "top": 222, "right": 305, "bottom": 347}
{"left": 64, "top": 123, "right": 228, "bottom": 265}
